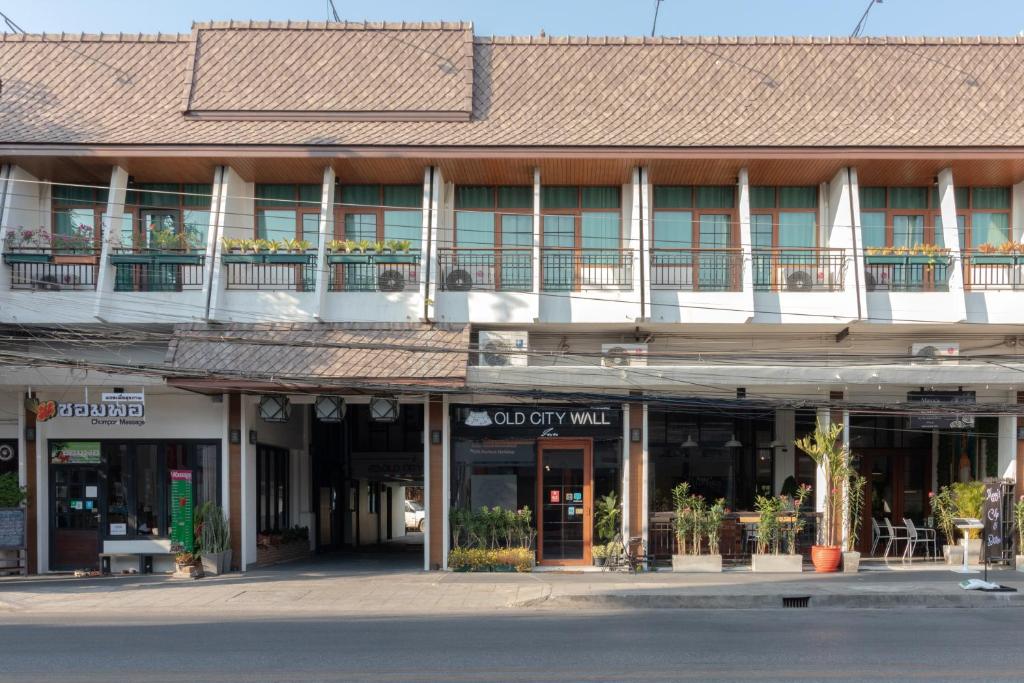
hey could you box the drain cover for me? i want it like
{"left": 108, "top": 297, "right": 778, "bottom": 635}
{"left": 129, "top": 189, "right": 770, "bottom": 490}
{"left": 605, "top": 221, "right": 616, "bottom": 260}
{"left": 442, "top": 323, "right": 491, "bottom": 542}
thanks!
{"left": 782, "top": 596, "right": 810, "bottom": 608}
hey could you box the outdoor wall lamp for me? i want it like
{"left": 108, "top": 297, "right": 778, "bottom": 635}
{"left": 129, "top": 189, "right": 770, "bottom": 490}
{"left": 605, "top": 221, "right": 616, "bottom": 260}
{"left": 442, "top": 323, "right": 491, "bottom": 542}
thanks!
{"left": 431, "top": 430, "right": 442, "bottom": 444}
{"left": 24, "top": 426, "right": 36, "bottom": 441}
{"left": 630, "top": 428, "right": 642, "bottom": 443}
{"left": 229, "top": 429, "right": 241, "bottom": 445}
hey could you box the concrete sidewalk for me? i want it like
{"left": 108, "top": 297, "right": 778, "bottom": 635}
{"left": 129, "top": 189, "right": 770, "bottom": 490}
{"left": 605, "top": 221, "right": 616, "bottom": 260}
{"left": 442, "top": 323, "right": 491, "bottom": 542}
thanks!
{"left": 1, "top": 557, "right": 1021, "bottom": 615}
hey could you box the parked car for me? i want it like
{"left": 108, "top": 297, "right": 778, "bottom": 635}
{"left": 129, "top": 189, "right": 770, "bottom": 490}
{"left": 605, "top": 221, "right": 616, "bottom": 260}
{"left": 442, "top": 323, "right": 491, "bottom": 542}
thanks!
{"left": 404, "top": 500, "right": 425, "bottom": 532}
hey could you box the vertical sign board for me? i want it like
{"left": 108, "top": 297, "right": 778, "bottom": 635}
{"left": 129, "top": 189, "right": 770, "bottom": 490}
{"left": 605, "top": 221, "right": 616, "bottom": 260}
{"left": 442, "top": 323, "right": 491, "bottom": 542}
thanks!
{"left": 982, "top": 480, "right": 1003, "bottom": 563}
{"left": 169, "top": 470, "right": 193, "bottom": 553}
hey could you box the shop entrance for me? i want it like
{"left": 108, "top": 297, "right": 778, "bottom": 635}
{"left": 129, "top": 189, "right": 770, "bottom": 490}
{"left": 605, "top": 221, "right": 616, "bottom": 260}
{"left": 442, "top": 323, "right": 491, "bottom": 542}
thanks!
{"left": 856, "top": 450, "right": 931, "bottom": 554}
{"left": 537, "top": 439, "right": 592, "bottom": 565}
{"left": 51, "top": 466, "right": 102, "bottom": 571}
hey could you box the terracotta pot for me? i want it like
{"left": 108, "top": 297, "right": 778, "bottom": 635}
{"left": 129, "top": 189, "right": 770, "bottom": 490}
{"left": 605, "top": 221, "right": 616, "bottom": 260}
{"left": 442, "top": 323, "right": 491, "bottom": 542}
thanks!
{"left": 811, "top": 545, "right": 842, "bottom": 573}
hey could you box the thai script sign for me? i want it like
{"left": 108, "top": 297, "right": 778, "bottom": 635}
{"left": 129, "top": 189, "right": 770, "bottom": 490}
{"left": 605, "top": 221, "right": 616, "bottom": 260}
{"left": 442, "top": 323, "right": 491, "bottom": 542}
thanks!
{"left": 49, "top": 441, "right": 101, "bottom": 465}
{"left": 906, "top": 390, "right": 976, "bottom": 430}
{"left": 36, "top": 400, "right": 145, "bottom": 427}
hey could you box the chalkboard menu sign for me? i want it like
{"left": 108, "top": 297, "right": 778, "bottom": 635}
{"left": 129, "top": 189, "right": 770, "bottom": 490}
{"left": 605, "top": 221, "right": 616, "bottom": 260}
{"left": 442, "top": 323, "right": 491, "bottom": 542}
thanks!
{"left": 982, "top": 480, "right": 1003, "bottom": 562}
{"left": 0, "top": 508, "right": 26, "bottom": 549}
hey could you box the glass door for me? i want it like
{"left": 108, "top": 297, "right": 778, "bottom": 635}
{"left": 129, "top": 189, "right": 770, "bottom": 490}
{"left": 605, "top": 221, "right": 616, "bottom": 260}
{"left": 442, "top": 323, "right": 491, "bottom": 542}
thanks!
{"left": 537, "top": 440, "right": 592, "bottom": 565}
{"left": 51, "top": 466, "right": 102, "bottom": 571}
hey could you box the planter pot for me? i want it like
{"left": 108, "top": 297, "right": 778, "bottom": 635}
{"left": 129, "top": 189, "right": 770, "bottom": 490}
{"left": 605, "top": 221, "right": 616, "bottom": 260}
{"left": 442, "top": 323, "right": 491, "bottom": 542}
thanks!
{"left": 943, "top": 544, "right": 965, "bottom": 566}
{"left": 200, "top": 550, "right": 232, "bottom": 576}
{"left": 672, "top": 554, "right": 723, "bottom": 573}
{"left": 842, "top": 551, "right": 861, "bottom": 574}
{"left": 1016, "top": 555, "right": 1024, "bottom": 573}
{"left": 966, "top": 538, "right": 982, "bottom": 564}
{"left": 51, "top": 254, "right": 97, "bottom": 265}
{"left": 593, "top": 556, "right": 607, "bottom": 567}
{"left": 970, "top": 254, "right": 1017, "bottom": 265}
{"left": 864, "top": 255, "right": 906, "bottom": 265}
{"left": 906, "top": 255, "right": 948, "bottom": 265}
{"left": 174, "top": 564, "right": 203, "bottom": 579}
{"left": 811, "top": 545, "right": 842, "bottom": 573}
{"left": 326, "top": 253, "right": 372, "bottom": 264}
{"left": 263, "top": 253, "right": 312, "bottom": 264}
{"left": 3, "top": 252, "right": 52, "bottom": 264}
{"left": 373, "top": 254, "right": 420, "bottom": 264}
{"left": 751, "top": 553, "right": 803, "bottom": 573}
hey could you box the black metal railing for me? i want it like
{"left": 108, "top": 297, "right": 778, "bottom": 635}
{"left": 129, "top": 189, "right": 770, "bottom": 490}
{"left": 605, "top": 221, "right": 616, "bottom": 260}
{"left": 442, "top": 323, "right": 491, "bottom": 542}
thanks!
{"left": 328, "top": 260, "right": 420, "bottom": 292}
{"left": 649, "top": 248, "right": 742, "bottom": 291}
{"left": 752, "top": 248, "right": 845, "bottom": 291}
{"left": 225, "top": 255, "right": 317, "bottom": 291}
{"left": 863, "top": 255, "right": 951, "bottom": 292}
{"left": 437, "top": 248, "right": 533, "bottom": 292}
{"left": 540, "top": 248, "right": 633, "bottom": 291}
{"left": 114, "top": 258, "right": 205, "bottom": 292}
{"left": 962, "top": 252, "right": 1024, "bottom": 291}
{"left": 7, "top": 260, "right": 98, "bottom": 291}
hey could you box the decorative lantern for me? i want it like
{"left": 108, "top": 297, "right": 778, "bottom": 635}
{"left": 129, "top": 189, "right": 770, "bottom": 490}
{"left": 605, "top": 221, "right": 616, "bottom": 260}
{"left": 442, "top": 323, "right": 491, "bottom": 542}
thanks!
{"left": 368, "top": 396, "right": 400, "bottom": 423}
{"left": 314, "top": 395, "right": 346, "bottom": 423}
{"left": 258, "top": 395, "right": 291, "bottom": 423}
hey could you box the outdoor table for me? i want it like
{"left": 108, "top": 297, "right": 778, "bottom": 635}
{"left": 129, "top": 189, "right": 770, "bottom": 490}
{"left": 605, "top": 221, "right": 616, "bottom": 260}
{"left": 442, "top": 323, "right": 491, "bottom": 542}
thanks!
{"left": 951, "top": 517, "right": 983, "bottom": 574}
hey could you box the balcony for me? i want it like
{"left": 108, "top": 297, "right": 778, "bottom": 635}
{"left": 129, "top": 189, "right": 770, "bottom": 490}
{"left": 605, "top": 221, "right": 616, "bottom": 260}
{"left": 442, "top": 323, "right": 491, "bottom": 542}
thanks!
{"left": 864, "top": 251, "right": 951, "bottom": 292}
{"left": 752, "top": 248, "right": 845, "bottom": 292}
{"left": 2, "top": 228, "right": 99, "bottom": 291}
{"left": 650, "top": 248, "right": 741, "bottom": 291}
{"left": 540, "top": 248, "right": 633, "bottom": 291}
{"left": 223, "top": 252, "right": 317, "bottom": 291}
{"left": 962, "top": 251, "right": 1024, "bottom": 291}
{"left": 111, "top": 249, "right": 205, "bottom": 292}
{"left": 437, "top": 248, "right": 532, "bottom": 292}
{"left": 327, "top": 252, "right": 421, "bottom": 292}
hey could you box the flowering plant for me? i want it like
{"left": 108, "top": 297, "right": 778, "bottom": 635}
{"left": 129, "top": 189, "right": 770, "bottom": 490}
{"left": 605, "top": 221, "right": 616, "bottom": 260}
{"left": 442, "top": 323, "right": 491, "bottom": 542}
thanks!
{"left": 3, "top": 227, "right": 52, "bottom": 251}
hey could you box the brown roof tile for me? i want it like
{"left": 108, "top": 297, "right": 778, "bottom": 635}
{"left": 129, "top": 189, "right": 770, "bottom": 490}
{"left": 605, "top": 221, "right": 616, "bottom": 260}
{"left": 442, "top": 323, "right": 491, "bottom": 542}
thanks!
{"left": 2, "top": 30, "right": 1024, "bottom": 147}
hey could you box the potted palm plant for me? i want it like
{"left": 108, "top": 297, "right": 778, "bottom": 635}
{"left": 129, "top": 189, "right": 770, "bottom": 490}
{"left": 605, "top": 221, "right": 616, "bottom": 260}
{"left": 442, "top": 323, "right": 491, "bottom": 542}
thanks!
{"left": 670, "top": 483, "right": 726, "bottom": 572}
{"left": 751, "top": 485, "right": 810, "bottom": 572}
{"left": 795, "top": 421, "right": 850, "bottom": 572}
{"left": 844, "top": 474, "right": 867, "bottom": 572}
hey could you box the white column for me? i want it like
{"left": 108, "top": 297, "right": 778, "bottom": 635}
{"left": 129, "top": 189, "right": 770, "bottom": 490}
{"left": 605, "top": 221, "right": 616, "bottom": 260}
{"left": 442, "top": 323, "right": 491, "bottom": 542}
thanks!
{"left": 827, "top": 167, "right": 863, "bottom": 321}
{"left": 628, "top": 167, "right": 642, "bottom": 319}
{"left": 773, "top": 409, "right": 796, "bottom": 495}
{"left": 422, "top": 395, "right": 431, "bottom": 571}
{"left": 93, "top": 165, "right": 128, "bottom": 320}
{"left": 937, "top": 167, "right": 967, "bottom": 321}
{"left": 621, "top": 403, "right": 630, "bottom": 538}
{"left": 998, "top": 412, "right": 1017, "bottom": 482}
{"left": 220, "top": 393, "right": 231, "bottom": 523}
{"left": 1012, "top": 180, "right": 1024, "bottom": 241}
{"left": 639, "top": 166, "right": 652, "bottom": 321}
{"left": 314, "top": 166, "right": 336, "bottom": 320}
{"left": 422, "top": 167, "right": 442, "bottom": 321}
{"left": 532, "top": 167, "right": 542, "bottom": 295}
{"left": 737, "top": 167, "right": 754, "bottom": 319}
{"left": 814, "top": 408, "right": 831, "bottom": 513}
{"left": 0, "top": 164, "right": 11, "bottom": 250}
{"left": 241, "top": 395, "right": 257, "bottom": 569}
{"left": 200, "top": 167, "right": 225, "bottom": 320}
{"left": 209, "top": 167, "right": 253, "bottom": 320}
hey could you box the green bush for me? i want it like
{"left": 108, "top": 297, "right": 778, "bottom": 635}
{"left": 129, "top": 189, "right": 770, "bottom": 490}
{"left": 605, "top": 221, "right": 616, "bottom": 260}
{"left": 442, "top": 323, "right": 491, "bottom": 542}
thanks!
{"left": 449, "top": 506, "right": 535, "bottom": 551}
{"left": 0, "top": 473, "right": 27, "bottom": 507}
{"left": 448, "top": 547, "right": 534, "bottom": 572}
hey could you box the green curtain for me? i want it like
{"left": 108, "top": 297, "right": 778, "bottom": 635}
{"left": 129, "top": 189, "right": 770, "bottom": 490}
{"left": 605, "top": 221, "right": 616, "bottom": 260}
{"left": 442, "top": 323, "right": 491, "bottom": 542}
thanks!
{"left": 860, "top": 187, "right": 886, "bottom": 210}
{"left": 778, "top": 187, "right": 817, "bottom": 209}
{"left": 581, "top": 212, "right": 619, "bottom": 249}
{"left": 498, "top": 186, "right": 532, "bottom": 209}
{"left": 541, "top": 186, "right": 578, "bottom": 209}
{"left": 455, "top": 186, "right": 493, "bottom": 209}
{"left": 130, "top": 183, "right": 178, "bottom": 208}
{"left": 971, "top": 213, "right": 1009, "bottom": 247}
{"left": 340, "top": 185, "right": 380, "bottom": 207}
{"left": 297, "top": 185, "right": 321, "bottom": 205}
{"left": 972, "top": 187, "right": 1010, "bottom": 210}
{"left": 695, "top": 186, "right": 734, "bottom": 209}
{"left": 255, "top": 184, "right": 296, "bottom": 207}
{"left": 888, "top": 187, "right": 927, "bottom": 210}
{"left": 653, "top": 186, "right": 693, "bottom": 209}
{"left": 455, "top": 211, "right": 495, "bottom": 248}
{"left": 652, "top": 211, "right": 692, "bottom": 249}
{"left": 384, "top": 185, "right": 422, "bottom": 208}
{"left": 860, "top": 212, "right": 885, "bottom": 248}
{"left": 749, "top": 187, "right": 776, "bottom": 209}
{"left": 183, "top": 184, "right": 213, "bottom": 208}
{"left": 892, "top": 215, "right": 924, "bottom": 248}
{"left": 581, "top": 186, "right": 620, "bottom": 209}
{"left": 53, "top": 185, "right": 104, "bottom": 205}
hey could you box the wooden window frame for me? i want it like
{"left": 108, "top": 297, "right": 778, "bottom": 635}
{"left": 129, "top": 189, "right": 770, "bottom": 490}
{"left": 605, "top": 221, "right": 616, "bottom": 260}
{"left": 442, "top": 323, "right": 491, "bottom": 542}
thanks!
{"left": 254, "top": 184, "right": 321, "bottom": 242}
{"left": 334, "top": 184, "right": 422, "bottom": 246}
{"left": 50, "top": 199, "right": 105, "bottom": 248}
{"left": 962, "top": 187, "right": 1012, "bottom": 250}
{"left": 540, "top": 186, "right": 622, "bottom": 251}
{"left": 749, "top": 186, "right": 818, "bottom": 248}
{"left": 452, "top": 185, "right": 532, "bottom": 250}
{"left": 651, "top": 186, "right": 739, "bottom": 249}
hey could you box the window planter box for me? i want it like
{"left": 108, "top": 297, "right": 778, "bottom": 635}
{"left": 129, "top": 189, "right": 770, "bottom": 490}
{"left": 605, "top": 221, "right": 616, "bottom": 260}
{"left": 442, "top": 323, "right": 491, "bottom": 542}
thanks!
{"left": 906, "top": 255, "right": 948, "bottom": 266}
{"left": 3, "top": 252, "right": 53, "bottom": 264}
{"left": 372, "top": 253, "right": 420, "bottom": 264}
{"left": 671, "top": 554, "right": 722, "bottom": 573}
{"left": 969, "top": 254, "right": 1018, "bottom": 265}
{"left": 52, "top": 254, "right": 99, "bottom": 265}
{"left": 222, "top": 253, "right": 314, "bottom": 264}
{"left": 750, "top": 553, "right": 803, "bottom": 572}
{"left": 863, "top": 255, "right": 906, "bottom": 265}
{"left": 111, "top": 252, "right": 204, "bottom": 266}
{"left": 326, "top": 253, "right": 372, "bottom": 264}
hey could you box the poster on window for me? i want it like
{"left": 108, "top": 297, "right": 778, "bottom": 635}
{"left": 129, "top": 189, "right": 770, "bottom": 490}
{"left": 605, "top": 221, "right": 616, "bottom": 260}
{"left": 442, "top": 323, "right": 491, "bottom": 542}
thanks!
{"left": 169, "top": 470, "right": 194, "bottom": 553}
{"left": 49, "top": 441, "right": 101, "bottom": 465}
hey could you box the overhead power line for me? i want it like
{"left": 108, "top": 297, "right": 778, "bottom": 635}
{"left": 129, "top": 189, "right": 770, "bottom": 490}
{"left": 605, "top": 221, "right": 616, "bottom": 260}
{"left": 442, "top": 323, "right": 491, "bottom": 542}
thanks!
{"left": 850, "top": 0, "right": 882, "bottom": 38}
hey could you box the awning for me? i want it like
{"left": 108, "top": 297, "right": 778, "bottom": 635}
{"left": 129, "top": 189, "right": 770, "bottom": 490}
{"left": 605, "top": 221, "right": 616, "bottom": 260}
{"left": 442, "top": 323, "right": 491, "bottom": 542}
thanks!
{"left": 164, "top": 323, "right": 468, "bottom": 393}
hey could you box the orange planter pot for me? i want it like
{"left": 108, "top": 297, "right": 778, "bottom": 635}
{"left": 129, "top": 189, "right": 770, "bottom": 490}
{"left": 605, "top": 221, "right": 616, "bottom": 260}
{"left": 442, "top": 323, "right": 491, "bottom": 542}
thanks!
{"left": 811, "top": 545, "right": 842, "bottom": 573}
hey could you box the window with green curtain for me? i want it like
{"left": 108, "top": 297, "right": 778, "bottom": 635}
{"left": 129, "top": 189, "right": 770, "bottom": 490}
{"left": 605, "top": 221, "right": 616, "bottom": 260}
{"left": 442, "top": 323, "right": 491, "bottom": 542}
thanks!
{"left": 892, "top": 215, "right": 924, "bottom": 248}
{"left": 501, "top": 214, "right": 533, "bottom": 247}
{"left": 131, "top": 183, "right": 179, "bottom": 208}
{"left": 183, "top": 184, "right": 213, "bottom": 208}
{"left": 344, "top": 213, "right": 377, "bottom": 242}
{"left": 542, "top": 214, "right": 576, "bottom": 290}
{"left": 183, "top": 209, "right": 211, "bottom": 247}
{"left": 340, "top": 185, "right": 380, "bottom": 207}
{"left": 888, "top": 187, "right": 927, "bottom": 210}
{"left": 455, "top": 211, "right": 494, "bottom": 248}
{"left": 53, "top": 185, "right": 106, "bottom": 205}
{"left": 542, "top": 215, "right": 575, "bottom": 247}
{"left": 106, "top": 213, "right": 133, "bottom": 248}
{"left": 697, "top": 214, "right": 730, "bottom": 248}
{"left": 697, "top": 215, "right": 730, "bottom": 289}
{"left": 653, "top": 211, "right": 692, "bottom": 249}
{"left": 859, "top": 187, "right": 886, "bottom": 210}
{"left": 653, "top": 186, "right": 693, "bottom": 209}
{"left": 257, "top": 210, "right": 297, "bottom": 242}
{"left": 581, "top": 212, "right": 619, "bottom": 249}
{"left": 297, "top": 185, "right": 321, "bottom": 205}
{"left": 860, "top": 212, "right": 885, "bottom": 248}
{"left": 928, "top": 186, "right": 969, "bottom": 209}
{"left": 581, "top": 186, "right": 619, "bottom": 209}
{"left": 750, "top": 187, "right": 776, "bottom": 209}
{"left": 971, "top": 212, "right": 1009, "bottom": 247}
{"left": 255, "top": 184, "right": 297, "bottom": 207}
{"left": 383, "top": 185, "right": 421, "bottom": 208}
{"left": 778, "top": 187, "right": 817, "bottom": 209}
{"left": 383, "top": 210, "right": 422, "bottom": 249}
{"left": 54, "top": 208, "right": 95, "bottom": 236}
{"left": 935, "top": 215, "right": 966, "bottom": 251}
{"left": 497, "top": 186, "right": 532, "bottom": 209}
{"left": 971, "top": 187, "right": 1010, "bottom": 210}
{"left": 455, "top": 186, "right": 493, "bottom": 209}
{"left": 751, "top": 215, "right": 773, "bottom": 287}
{"left": 301, "top": 213, "right": 320, "bottom": 246}
{"left": 542, "top": 187, "right": 579, "bottom": 209}
{"left": 695, "top": 186, "right": 734, "bottom": 209}
{"left": 778, "top": 213, "right": 815, "bottom": 248}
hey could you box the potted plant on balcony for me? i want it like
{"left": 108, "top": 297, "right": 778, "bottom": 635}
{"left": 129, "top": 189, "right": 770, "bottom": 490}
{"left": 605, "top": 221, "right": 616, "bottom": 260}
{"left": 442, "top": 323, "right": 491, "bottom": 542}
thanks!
{"left": 50, "top": 223, "right": 97, "bottom": 264}
{"left": 864, "top": 246, "right": 905, "bottom": 265}
{"left": 844, "top": 474, "right": 867, "bottom": 572}
{"left": 196, "top": 502, "right": 232, "bottom": 576}
{"left": 221, "top": 237, "right": 243, "bottom": 254}
{"left": 328, "top": 239, "right": 371, "bottom": 264}
{"left": 905, "top": 243, "right": 950, "bottom": 265}
{"left": 376, "top": 239, "right": 419, "bottom": 264}
{"left": 795, "top": 421, "right": 850, "bottom": 573}
{"left": 2, "top": 228, "right": 54, "bottom": 264}
{"left": 970, "top": 241, "right": 1018, "bottom": 265}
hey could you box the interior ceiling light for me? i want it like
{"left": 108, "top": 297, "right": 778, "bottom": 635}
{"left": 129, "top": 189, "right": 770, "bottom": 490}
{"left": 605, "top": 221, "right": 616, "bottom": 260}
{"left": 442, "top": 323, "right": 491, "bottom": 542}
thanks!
{"left": 681, "top": 434, "right": 698, "bottom": 449}
{"left": 724, "top": 434, "right": 742, "bottom": 448}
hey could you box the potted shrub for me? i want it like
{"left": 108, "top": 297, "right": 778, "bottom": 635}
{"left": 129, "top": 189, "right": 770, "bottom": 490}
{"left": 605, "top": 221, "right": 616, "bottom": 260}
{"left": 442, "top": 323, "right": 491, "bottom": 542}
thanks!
{"left": 327, "top": 239, "right": 371, "bottom": 264}
{"left": 446, "top": 506, "right": 535, "bottom": 572}
{"left": 843, "top": 475, "right": 867, "bottom": 573}
{"left": 173, "top": 551, "right": 202, "bottom": 579}
{"left": 3, "top": 228, "right": 54, "bottom": 263}
{"left": 751, "top": 486, "right": 810, "bottom": 572}
{"left": 931, "top": 487, "right": 962, "bottom": 565}
{"left": 593, "top": 491, "right": 621, "bottom": 560}
{"left": 670, "top": 482, "right": 725, "bottom": 572}
{"left": 795, "top": 420, "right": 850, "bottom": 573}
{"left": 971, "top": 241, "right": 1017, "bottom": 265}
{"left": 952, "top": 481, "right": 985, "bottom": 563}
{"left": 0, "top": 473, "right": 28, "bottom": 571}
{"left": 326, "top": 239, "right": 345, "bottom": 254}
{"left": 591, "top": 543, "right": 608, "bottom": 567}
{"left": 196, "top": 502, "right": 232, "bottom": 576}
{"left": 1016, "top": 498, "right": 1024, "bottom": 573}
{"left": 221, "top": 237, "right": 243, "bottom": 254}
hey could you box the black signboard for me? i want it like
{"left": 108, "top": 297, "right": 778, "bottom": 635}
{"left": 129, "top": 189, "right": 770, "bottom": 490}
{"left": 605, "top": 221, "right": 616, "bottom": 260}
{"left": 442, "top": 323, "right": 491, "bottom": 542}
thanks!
{"left": 0, "top": 508, "right": 25, "bottom": 549}
{"left": 452, "top": 405, "right": 623, "bottom": 439}
{"left": 906, "top": 390, "right": 976, "bottom": 430}
{"left": 981, "top": 480, "right": 1003, "bottom": 562}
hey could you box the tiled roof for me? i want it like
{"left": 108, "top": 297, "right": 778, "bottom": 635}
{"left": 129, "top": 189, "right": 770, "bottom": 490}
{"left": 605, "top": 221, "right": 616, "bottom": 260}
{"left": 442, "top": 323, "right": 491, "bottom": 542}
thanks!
{"left": 165, "top": 323, "right": 468, "bottom": 387}
{"left": 2, "top": 28, "right": 1024, "bottom": 147}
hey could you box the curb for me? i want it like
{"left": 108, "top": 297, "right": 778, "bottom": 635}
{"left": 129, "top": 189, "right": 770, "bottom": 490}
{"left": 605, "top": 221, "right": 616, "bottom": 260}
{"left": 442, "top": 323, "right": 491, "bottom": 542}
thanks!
{"left": 535, "top": 592, "right": 1024, "bottom": 610}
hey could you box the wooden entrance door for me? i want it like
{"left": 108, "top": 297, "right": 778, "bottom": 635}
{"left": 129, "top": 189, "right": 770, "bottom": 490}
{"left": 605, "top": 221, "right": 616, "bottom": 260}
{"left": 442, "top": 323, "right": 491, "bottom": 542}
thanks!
{"left": 51, "top": 466, "right": 102, "bottom": 571}
{"left": 857, "top": 450, "right": 932, "bottom": 555}
{"left": 537, "top": 439, "right": 593, "bottom": 565}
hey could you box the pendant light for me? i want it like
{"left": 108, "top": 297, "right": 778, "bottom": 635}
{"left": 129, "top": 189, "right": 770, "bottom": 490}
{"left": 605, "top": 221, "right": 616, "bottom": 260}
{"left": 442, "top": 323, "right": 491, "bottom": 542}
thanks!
{"left": 724, "top": 434, "right": 742, "bottom": 448}
{"left": 681, "top": 434, "right": 698, "bottom": 449}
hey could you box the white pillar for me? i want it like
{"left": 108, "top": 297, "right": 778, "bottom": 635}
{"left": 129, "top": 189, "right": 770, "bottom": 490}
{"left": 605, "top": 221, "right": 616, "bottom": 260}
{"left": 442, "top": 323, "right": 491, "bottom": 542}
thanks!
{"left": 937, "top": 167, "right": 967, "bottom": 321}
{"left": 641, "top": 403, "right": 649, "bottom": 546}
{"left": 998, "top": 413, "right": 1017, "bottom": 482}
{"left": 1012, "top": 180, "right": 1024, "bottom": 241}
{"left": 629, "top": 167, "right": 643, "bottom": 320}
{"left": 93, "top": 165, "right": 128, "bottom": 320}
{"left": 209, "top": 167, "right": 253, "bottom": 320}
{"left": 737, "top": 167, "right": 754, "bottom": 319}
{"left": 241, "top": 395, "right": 257, "bottom": 569}
{"left": 827, "top": 167, "right": 863, "bottom": 321}
{"left": 773, "top": 409, "right": 796, "bottom": 495}
{"left": 0, "top": 164, "right": 12, "bottom": 255}
{"left": 200, "top": 167, "right": 225, "bottom": 320}
{"left": 532, "top": 167, "right": 541, "bottom": 295}
{"left": 314, "top": 166, "right": 336, "bottom": 320}
{"left": 639, "top": 166, "right": 652, "bottom": 321}
{"left": 421, "top": 166, "right": 443, "bottom": 321}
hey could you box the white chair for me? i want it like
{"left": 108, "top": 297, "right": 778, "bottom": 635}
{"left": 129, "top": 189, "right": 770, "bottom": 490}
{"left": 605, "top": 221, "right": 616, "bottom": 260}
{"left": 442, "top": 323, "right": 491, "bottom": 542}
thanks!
{"left": 902, "top": 518, "right": 936, "bottom": 562}
{"left": 883, "top": 518, "right": 908, "bottom": 559}
{"left": 870, "top": 518, "right": 889, "bottom": 556}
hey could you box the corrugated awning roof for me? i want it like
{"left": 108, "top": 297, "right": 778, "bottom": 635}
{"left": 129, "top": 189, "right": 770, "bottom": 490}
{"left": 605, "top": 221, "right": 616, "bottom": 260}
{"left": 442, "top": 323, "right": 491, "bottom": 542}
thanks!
{"left": 164, "top": 322, "right": 468, "bottom": 392}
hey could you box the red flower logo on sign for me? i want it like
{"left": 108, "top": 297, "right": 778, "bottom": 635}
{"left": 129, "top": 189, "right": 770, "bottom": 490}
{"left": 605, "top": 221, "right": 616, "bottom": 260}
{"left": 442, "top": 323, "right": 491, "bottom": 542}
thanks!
{"left": 36, "top": 401, "right": 57, "bottom": 422}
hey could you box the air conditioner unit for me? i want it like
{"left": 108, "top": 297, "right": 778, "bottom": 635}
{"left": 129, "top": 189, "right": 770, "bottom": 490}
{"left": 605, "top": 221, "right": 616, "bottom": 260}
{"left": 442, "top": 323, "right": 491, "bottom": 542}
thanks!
{"left": 478, "top": 331, "right": 529, "bottom": 368}
{"left": 910, "top": 343, "right": 960, "bottom": 365}
{"left": 601, "top": 343, "right": 648, "bottom": 367}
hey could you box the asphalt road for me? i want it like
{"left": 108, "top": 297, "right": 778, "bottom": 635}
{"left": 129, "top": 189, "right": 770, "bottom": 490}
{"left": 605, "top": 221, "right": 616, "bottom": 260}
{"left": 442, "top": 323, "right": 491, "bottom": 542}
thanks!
{"left": 1, "top": 608, "right": 1021, "bottom": 682}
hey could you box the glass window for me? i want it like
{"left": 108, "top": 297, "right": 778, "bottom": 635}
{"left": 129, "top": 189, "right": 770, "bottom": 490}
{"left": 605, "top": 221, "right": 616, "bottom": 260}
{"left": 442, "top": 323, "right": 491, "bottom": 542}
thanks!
{"left": 455, "top": 186, "right": 492, "bottom": 209}
{"left": 497, "top": 186, "right": 532, "bottom": 209}
{"left": 543, "top": 215, "right": 575, "bottom": 248}
{"left": 383, "top": 210, "right": 422, "bottom": 249}
{"left": 751, "top": 215, "right": 772, "bottom": 248}
{"left": 653, "top": 186, "right": 693, "bottom": 209}
{"left": 695, "top": 186, "right": 734, "bottom": 209}
{"left": 541, "top": 187, "right": 579, "bottom": 210}
{"left": 934, "top": 215, "right": 966, "bottom": 251}
{"left": 456, "top": 210, "right": 494, "bottom": 248}
{"left": 778, "top": 187, "right": 817, "bottom": 209}
{"left": 861, "top": 212, "right": 886, "bottom": 248}
{"left": 54, "top": 208, "right": 96, "bottom": 237}
{"left": 344, "top": 214, "right": 377, "bottom": 242}
{"left": 340, "top": 185, "right": 380, "bottom": 206}
{"left": 106, "top": 445, "right": 130, "bottom": 535}
{"left": 653, "top": 211, "right": 693, "bottom": 249}
{"left": 971, "top": 212, "right": 1009, "bottom": 248}
{"left": 257, "top": 210, "right": 298, "bottom": 242}
{"left": 135, "top": 445, "right": 160, "bottom": 537}
{"left": 302, "top": 213, "right": 320, "bottom": 246}
{"left": 129, "top": 183, "right": 179, "bottom": 208}
{"left": 698, "top": 215, "right": 730, "bottom": 248}
{"left": 383, "top": 185, "right": 421, "bottom": 208}
{"left": 750, "top": 187, "right": 776, "bottom": 209}
{"left": 972, "top": 187, "right": 1010, "bottom": 210}
{"left": 889, "top": 187, "right": 927, "bottom": 209}
{"left": 892, "top": 215, "right": 925, "bottom": 248}
{"left": 257, "top": 445, "right": 289, "bottom": 533}
{"left": 860, "top": 187, "right": 886, "bottom": 210}
{"left": 581, "top": 186, "right": 619, "bottom": 209}
{"left": 581, "top": 212, "right": 618, "bottom": 250}
{"left": 501, "top": 215, "right": 533, "bottom": 247}
{"left": 778, "top": 212, "right": 816, "bottom": 247}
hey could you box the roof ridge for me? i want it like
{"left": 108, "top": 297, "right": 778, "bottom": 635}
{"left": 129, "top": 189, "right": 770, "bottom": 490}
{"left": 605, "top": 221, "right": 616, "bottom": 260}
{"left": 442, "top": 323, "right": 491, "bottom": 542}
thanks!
{"left": 475, "top": 34, "right": 1024, "bottom": 46}
{"left": 190, "top": 19, "right": 473, "bottom": 31}
{"left": 0, "top": 31, "right": 191, "bottom": 43}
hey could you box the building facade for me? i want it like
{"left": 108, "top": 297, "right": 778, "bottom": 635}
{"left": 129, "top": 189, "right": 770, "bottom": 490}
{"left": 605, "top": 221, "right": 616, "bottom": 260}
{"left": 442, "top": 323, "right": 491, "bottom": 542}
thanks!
{"left": 2, "top": 22, "right": 1024, "bottom": 572}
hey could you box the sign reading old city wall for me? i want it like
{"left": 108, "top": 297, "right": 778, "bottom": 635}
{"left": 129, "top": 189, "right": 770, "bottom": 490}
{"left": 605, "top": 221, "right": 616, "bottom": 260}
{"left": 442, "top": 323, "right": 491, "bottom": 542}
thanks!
{"left": 906, "top": 390, "right": 976, "bottom": 430}
{"left": 452, "top": 405, "right": 623, "bottom": 439}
